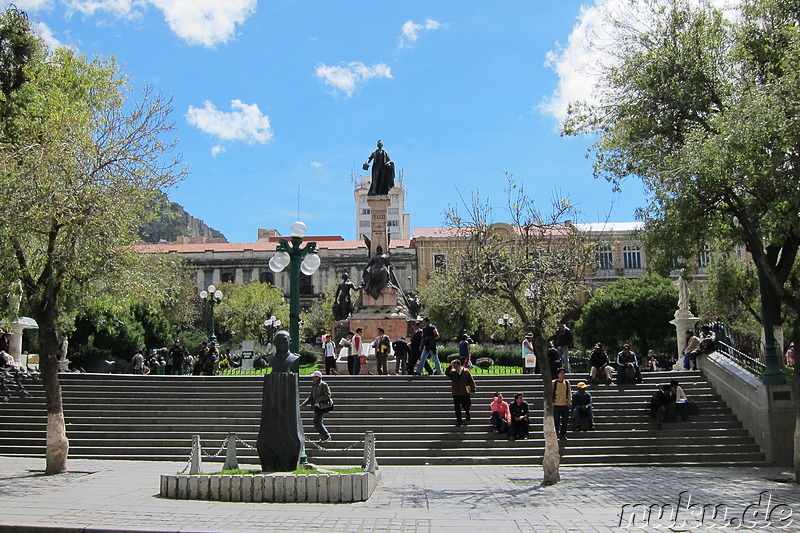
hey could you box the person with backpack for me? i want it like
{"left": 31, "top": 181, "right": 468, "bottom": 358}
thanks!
{"left": 415, "top": 317, "right": 442, "bottom": 375}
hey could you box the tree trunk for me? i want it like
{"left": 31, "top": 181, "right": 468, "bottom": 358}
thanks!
{"left": 38, "top": 311, "right": 69, "bottom": 474}
{"left": 534, "top": 336, "right": 560, "bottom": 485}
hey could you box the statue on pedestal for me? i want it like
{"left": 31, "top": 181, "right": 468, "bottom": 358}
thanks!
{"left": 677, "top": 271, "right": 690, "bottom": 313}
{"left": 362, "top": 246, "right": 393, "bottom": 299}
{"left": 257, "top": 330, "right": 304, "bottom": 471}
{"left": 333, "top": 273, "right": 358, "bottom": 320}
{"left": 363, "top": 140, "right": 395, "bottom": 196}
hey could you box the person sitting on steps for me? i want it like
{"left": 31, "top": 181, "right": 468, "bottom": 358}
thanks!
{"left": 508, "top": 392, "right": 530, "bottom": 441}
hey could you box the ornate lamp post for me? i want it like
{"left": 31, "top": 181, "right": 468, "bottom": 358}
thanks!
{"left": 498, "top": 312, "right": 515, "bottom": 346}
{"left": 263, "top": 315, "right": 282, "bottom": 347}
{"left": 269, "top": 221, "right": 321, "bottom": 356}
{"left": 199, "top": 285, "right": 223, "bottom": 343}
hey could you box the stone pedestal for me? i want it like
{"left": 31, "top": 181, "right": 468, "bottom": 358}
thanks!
{"left": 256, "top": 373, "right": 304, "bottom": 472}
{"left": 6, "top": 317, "right": 38, "bottom": 365}
{"left": 366, "top": 196, "right": 390, "bottom": 253}
{"left": 670, "top": 309, "right": 701, "bottom": 370}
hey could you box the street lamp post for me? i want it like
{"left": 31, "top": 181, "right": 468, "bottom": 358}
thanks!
{"left": 263, "top": 315, "right": 282, "bottom": 347}
{"left": 498, "top": 312, "right": 515, "bottom": 346}
{"left": 269, "top": 221, "right": 321, "bottom": 357}
{"left": 199, "top": 285, "right": 223, "bottom": 343}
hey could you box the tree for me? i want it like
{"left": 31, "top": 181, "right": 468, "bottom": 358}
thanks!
{"left": 0, "top": 7, "right": 185, "bottom": 474}
{"left": 214, "top": 281, "right": 289, "bottom": 346}
{"left": 299, "top": 280, "right": 336, "bottom": 343}
{"left": 576, "top": 273, "right": 679, "bottom": 358}
{"left": 443, "top": 175, "right": 594, "bottom": 485}
{"left": 417, "top": 269, "right": 481, "bottom": 342}
{"left": 564, "top": 0, "right": 800, "bottom": 479}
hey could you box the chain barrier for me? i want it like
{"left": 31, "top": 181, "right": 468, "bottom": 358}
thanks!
{"left": 200, "top": 435, "right": 229, "bottom": 459}
{"left": 177, "top": 446, "right": 194, "bottom": 474}
{"left": 234, "top": 435, "right": 257, "bottom": 451}
{"left": 178, "top": 432, "right": 373, "bottom": 470}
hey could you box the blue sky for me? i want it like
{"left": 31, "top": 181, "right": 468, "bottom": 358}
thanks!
{"left": 14, "top": 0, "right": 653, "bottom": 243}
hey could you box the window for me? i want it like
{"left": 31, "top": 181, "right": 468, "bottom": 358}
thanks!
{"left": 220, "top": 271, "right": 235, "bottom": 283}
{"left": 697, "top": 243, "right": 712, "bottom": 268}
{"left": 361, "top": 208, "right": 371, "bottom": 215}
{"left": 433, "top": 254, "right": 447, "bottom": 270}
{"left": 299, "top": 274, "right": 313, "bottom": 295}
{"left": 595, "top": 244, "right": 613, "bottom": 270}
{"left": 259, "top": 271, "right": 274, "bottom": 284}
{"left": 388, "top": 220, "right": 399, "bottom": 227}
{"left": 388, "top": 208, "right": 399, "bottom": 215}
{"left": 623, "top": 245, "right": 642, "bottom": 269}
{"left": 359, "top": 220, "right": 371, "bottom": 228}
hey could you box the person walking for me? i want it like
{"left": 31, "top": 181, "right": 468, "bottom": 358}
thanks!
{"left": 341, "top": 331, "right": 355, "bottom": 375}
{"left": 300, "top": 370, "right": 333, "bottom": 443}
{"left": 416, "top": 317, "right": 442, "bottom": 375}
{"left": 445, "top": 359, "right": 476, "bottom": 427}
{"left": 553, "top": 321, "right": 573, "bottom": 373}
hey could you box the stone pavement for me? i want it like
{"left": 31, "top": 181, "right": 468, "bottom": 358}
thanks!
{"left": 0, "top": 457, "right": 798, "bottom": 532}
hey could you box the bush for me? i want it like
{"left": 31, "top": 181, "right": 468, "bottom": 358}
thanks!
{"left": 298, "top": 347, "right": 318, "bottom": 366}
{"left": 475, "top": 357, "right": 495, "bottom": 369}
{"left": 437, "top": 345, "right": 522, "bottom": 368}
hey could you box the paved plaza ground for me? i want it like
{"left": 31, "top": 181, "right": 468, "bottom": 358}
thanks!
{"left": 0, "top": 456, "right": 798, "bottom": 532}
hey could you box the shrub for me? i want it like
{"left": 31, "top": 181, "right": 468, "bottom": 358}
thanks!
{"left": 475, "top": 357, "right": 495, "bottom": 369}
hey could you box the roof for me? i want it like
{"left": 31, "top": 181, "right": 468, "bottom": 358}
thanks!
{"left": 135, "top": 239, "right": 414, "bottom": 254}
{"left": 574, "top": 222, "right": 645, "bottom": 233}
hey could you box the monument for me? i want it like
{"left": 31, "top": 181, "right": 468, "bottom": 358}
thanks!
{"left": 669, "top": 272, "right": 700, "bottom": 369}
{"left": 256, "top": 330, "right": 305, "bottom": 471}
{"left": 346, "top": 140, "right": 417, "bottom": 350}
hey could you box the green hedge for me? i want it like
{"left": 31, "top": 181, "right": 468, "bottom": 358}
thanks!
{"left": 438, "top": 346, "right": 523, "bottom": 367}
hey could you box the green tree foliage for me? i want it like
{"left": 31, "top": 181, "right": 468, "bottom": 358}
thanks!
{"left": 0, "top": 6, "right": 185, "bottom": 473}
{"left": 214, "top": 282, "right": 289, "bottom": 346}
{"left": 563, "top": 0, "right": 800, "bottom": 481}
{"left": 417, "top": 269, "right": 480, "bottom": 342}
{"left": 576, "top": 273, "right": 679, "bottom": 357}
{"left": 300, "top": 279, "right": 336, "bottom": 343}
{"left": 137, "top": 191, "right": 188, "bottom": 244}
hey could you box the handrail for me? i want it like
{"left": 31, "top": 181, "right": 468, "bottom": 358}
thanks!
{"left": 715, "top": 340, "right": 765, "bottom": 376}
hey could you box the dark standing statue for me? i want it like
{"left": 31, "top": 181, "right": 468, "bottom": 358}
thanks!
{"left": 256, "top": 331, "right": 304, "bottom": 471}
{"left": 363, "top": 139, "right": 395, "bottom": 196}
{"left": 333, "top": 273, "right": 358, "bottom": 321}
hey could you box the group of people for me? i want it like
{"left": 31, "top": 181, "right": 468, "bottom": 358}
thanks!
{"left": 585, "top": 343, "right": 642, "bottom": 385}
{"left": 649, "top": 380, "right": 697, "bottom": 428}
{"left": 322, "top": 318, "right": 449, "bottom": 377}
{"left": 680, "top": 325, "right": 717, "bottom": 371}
{"left": 488, "top": 367, "right": 595, "bottom": 441}
{"left": 131, "top": 339, "right": 221, "bottom": 376}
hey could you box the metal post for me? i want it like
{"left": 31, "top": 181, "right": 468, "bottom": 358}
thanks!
{"left": 190, "top": 434, "right": 202, "bottom": 475}
{"left": 223, "top": 432, "right": 238, "bottom": 471}
{"left": 756, "top": 263, "right": 786, "bottom": 385}
{"left": 209, "top": 299, "right": 217, "bottom": 343}
{"left": 363, "top": 431, "right": 377, "bottom": 473}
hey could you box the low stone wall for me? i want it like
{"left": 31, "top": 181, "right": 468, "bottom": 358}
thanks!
{"left": 160, "top": 470, "right": 381, "bottom": 503}
{"left": 700, "top": 353, "right": 795, "bottom": 465}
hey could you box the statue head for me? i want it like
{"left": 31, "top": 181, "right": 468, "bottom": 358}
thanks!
{"left": 341, "top": 273, "right": 349, "bottom": 281}
{"left": 274, "top": 330, "right": 290, "bottom": 353}
{"left": 377, "top": 139, "right": 383, "bottom": 149}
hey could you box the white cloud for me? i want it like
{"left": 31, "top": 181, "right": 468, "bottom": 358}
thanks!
{"left": 67, "top": 0, "right": 256, "bottom": 46}
{"left": 399, "top": 18, "right": 442, "bottom": 48}
{"left": 314, "top": 62, "right": 393, "bottom": 97}
{"left": 35, "top": 21, "right": 65, "bottom": 50}
{"left": 310, "top": 161, "right": 322, "bottom": 168}
{"left": 540, "top": 0, "right": 739, "bottom": 124}
{"left": 149, "top": 0, "right": 256, "bottom": 47}
{"left": 186, "top": 99, "right": 274, "bottom": 153}
{"left": 14, "top": 0, "right": 54, "bottom": 9}
{"left": 68, "top": 0, "right": 143, "bottom": 18}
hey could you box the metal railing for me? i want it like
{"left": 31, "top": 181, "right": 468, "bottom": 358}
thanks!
{"left": 716, "top": 341, "right": 765, "bottom": 376}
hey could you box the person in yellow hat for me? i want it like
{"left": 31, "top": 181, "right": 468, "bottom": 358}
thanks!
{"left": 572, "top": 381, "right": 595, "bottom": 431}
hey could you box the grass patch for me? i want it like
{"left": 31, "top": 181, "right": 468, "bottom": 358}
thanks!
{"left": 207, "top": 466, "right": 365, "bottom": 476}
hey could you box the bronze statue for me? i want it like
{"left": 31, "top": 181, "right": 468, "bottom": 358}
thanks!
{"left": 363, "top": 139, "right": 395, "bottom": 196}
{"left": 362, "top": 245, "right": 392, "bottom": 299}
{"left": 266, "top": 331, "right": 300, "bottom": 372}
{"left": 333, "top": 273, "right": 358, "bottom": 321}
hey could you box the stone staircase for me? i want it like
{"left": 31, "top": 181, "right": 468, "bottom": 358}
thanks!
{"left": 0, "top": 370, "right": 768, "bottom": 467}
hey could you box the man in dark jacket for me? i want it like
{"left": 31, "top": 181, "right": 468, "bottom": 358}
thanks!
{"left": 392, "top": 337, "right": 410, "bottom": 375}
{"left": 650, "top": 384, "right": 676, "bottom": 429}
{"left": 589, "top": 343, "right": 613, "bottom": 385}
{"left": 572, "top": 382, "right": 595, "bottom": 430}
{"left": 445, "top": 359, "right": 476, "bottom": 426}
